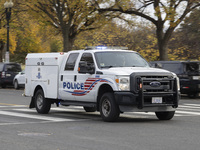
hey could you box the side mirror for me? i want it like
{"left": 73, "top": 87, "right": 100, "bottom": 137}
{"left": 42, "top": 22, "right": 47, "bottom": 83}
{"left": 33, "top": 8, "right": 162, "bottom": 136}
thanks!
{"left": 155, "top": 63, "right": 162, "bottom": 68}
{"left": 78, "top": 61, "right": 95, "bottom": 74}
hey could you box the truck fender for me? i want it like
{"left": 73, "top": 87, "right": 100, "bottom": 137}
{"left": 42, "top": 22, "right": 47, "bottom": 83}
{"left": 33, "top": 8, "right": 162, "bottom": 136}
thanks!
{"left": 29, "top": 85, "right": 44, "bottom": 108}
{"left": 96, "top": 84, "right": 114, "bottom": 111}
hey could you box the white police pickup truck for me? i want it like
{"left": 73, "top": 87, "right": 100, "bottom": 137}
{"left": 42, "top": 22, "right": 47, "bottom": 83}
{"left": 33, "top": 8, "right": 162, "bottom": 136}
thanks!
{"left": 24, "top": 47, "right": 179, "bottom": 122}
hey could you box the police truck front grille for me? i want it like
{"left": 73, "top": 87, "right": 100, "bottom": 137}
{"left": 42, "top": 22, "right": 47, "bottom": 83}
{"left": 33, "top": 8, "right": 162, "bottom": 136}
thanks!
{"left": 136, "top": 76, "right": 174, "bottom": 92}
{"left": 142, "top": 79, "right": 173, "bottom": 92}
{"left": 130, "top": 72, "right": 178, "bottom": 109}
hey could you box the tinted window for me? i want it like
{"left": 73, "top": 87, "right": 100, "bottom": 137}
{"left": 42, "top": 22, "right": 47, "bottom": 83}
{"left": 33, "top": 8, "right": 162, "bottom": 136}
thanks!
{"left": 5, "top": 64, "right": 21, "bottom": 72}
{"left": 162, "top": 63, "right": 182, "bottom": 74}
{"left": 80, "top": 53, "right": 94, "bottom": 64}
{"left": 186, "top": 63, "right": 200, "bottom": 73}
{"left": 65, "top": 53, "right": 79, "bottom": 71}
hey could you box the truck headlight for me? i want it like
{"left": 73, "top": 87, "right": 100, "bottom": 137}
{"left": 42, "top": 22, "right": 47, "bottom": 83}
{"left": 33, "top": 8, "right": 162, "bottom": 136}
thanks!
{"left": 116, "top": 76, "right": 130, "bottom": 91}
{"left": 176, "top": 76, "right": 180, "bottom": 91}
{"left": 172, "top": 73, "right": 180, "bottom": 91}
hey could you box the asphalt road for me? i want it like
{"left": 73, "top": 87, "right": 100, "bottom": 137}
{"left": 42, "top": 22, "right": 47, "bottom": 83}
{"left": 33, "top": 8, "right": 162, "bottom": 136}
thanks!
{"left": 0, "top": 88, "right": 200, "bottom": 150}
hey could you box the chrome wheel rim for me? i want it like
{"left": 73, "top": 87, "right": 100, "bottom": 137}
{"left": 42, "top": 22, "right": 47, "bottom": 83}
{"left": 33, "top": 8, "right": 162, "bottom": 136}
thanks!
{"left": 36, "top": 94, "right": 43, "bottom": 109}
{"left": 14, "top": 81, "right": 17, "bottom": 89}
{"left": 102, "top": 99, "right": 111, "bottom": 117}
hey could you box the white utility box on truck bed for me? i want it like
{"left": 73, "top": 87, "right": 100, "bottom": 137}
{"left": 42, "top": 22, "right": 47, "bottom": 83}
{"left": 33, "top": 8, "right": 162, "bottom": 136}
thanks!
{"left": 25, "top": 53, "right": 67, "bottom": 99}
{"left": 25, "top": 47, "right": 180, "bottom": 122}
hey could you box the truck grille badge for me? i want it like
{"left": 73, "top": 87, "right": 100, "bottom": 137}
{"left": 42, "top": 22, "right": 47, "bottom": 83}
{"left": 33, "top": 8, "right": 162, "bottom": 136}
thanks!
{"left": 150, "top": 81, "right": 161, "bottom": 87}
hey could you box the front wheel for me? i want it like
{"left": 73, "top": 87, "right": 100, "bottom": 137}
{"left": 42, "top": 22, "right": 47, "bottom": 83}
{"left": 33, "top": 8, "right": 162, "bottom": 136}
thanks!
{"left": 99, "top": 93, "right": 120, "bottom": 122}
{"left": 34, "top": 89, "right": 51, "bottom": 114}
{"left": 14, "top": 80, "right": 19, "bottom": 89}
{"left": 155, "top": 111, "right": 175, "bottom": 120}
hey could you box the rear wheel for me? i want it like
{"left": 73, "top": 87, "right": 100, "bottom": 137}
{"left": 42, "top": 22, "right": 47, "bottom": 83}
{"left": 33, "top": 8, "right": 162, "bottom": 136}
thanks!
{"left": 188, "top": 93, "right": 198, "bottom": 99}
{"left": 1, "top": 83, "right": 6, "bottom": 88}
{"left": 34, "top": 89, "right": 51, "bottom": 114}
{"left": 99, "top": 92, "right": 120, "bottom": 122}
{"left": 155, "top": 111, "right": 175, "bottom": 120}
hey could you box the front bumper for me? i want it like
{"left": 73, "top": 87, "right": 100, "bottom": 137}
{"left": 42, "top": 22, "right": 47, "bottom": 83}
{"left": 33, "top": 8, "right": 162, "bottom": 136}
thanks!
{"left": 180, "top": 80, "right": 200, "bottom": 94}
{"left": 114, "top": 90, "right": 179, "bottom": 109}
{"left": 114, "top": 72, "right": 180, "bottom": 111}
{"left": 0, "top": 78, "right": 13, "bottom": 85}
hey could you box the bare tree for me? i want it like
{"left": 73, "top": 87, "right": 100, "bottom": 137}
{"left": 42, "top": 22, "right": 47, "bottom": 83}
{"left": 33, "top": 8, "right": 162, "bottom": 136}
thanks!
{"left": 99, "top": 0, "right": 200, "bottom": 60}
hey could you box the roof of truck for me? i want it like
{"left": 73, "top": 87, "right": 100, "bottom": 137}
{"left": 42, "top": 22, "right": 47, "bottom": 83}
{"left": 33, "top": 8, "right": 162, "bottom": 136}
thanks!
{"left": 150, "top": 61, "right": 200, "bottom": 64}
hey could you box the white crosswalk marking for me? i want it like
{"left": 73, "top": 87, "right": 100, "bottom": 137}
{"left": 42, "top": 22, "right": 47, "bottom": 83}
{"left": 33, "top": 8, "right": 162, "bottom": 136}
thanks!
{"left": 0, "top": 103, "right": 200, "bottom": 124}
{"left": 182, "top": 103, "right": 200, "bottom": 107}
{"left": 0, "top": 110, "right": 74, "bottom": 122}
{"left": 10, "top": 103, "right": 200, "bottom": 117}
{"left": 176, "top": 110, "right": 200, "bottom": 116}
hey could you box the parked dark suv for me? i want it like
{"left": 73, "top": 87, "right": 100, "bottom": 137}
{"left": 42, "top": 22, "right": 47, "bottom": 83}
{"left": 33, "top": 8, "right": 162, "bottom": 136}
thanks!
{"left": 0, "top": 62, "right": 22, "bottom": 88}
{"left": 150, "top": 61, "right": 200, "bottom": 98}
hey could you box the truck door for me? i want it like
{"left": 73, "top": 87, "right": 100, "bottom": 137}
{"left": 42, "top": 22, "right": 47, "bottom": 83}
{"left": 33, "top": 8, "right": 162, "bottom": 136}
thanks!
{"left": 75, "top": 53, "right": 96, "bottom": 102}
{"left": 59, "top": 53, "right": 79, "bottom": 101}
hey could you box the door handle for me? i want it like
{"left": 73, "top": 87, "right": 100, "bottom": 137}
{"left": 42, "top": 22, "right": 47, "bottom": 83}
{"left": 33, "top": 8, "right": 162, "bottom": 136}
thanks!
{"left": 61, "top": 75, "right": 63, "bottom": 81}
{"left": 74, "top": 75, "right": 77, "bottom": 82}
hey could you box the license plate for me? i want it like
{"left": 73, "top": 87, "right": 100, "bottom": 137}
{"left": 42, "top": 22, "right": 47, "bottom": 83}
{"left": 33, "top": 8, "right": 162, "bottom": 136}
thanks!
{"left": 193, "top": 76, "right": 200, "bottom": 80}
{"left": 152, "top": 97, "right": 162, "bottom": 104}
{"left": 6, "top": 74, "right": 11, "bottom": 77}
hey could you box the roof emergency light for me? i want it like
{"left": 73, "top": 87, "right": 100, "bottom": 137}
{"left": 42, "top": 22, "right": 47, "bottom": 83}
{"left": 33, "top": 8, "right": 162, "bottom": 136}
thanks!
{"left": 96, "top": 46, "right": 107, "bottom": 50}
{"left": 85, "top": 46, "right": 128, "bottom": 50}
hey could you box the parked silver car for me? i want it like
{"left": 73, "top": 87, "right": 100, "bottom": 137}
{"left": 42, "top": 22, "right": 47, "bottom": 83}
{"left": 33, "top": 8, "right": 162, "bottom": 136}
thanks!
{"left": 13, "top": 70, "right": 25, "bottom": 89}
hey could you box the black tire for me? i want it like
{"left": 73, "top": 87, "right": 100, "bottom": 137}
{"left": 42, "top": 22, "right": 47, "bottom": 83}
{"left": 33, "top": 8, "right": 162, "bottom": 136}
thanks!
{"left": 84, "top": 106, "right": 96, "bottom": 112}
{"left": 1, "top": 83, "right": 6, "bottom": 88}
{"left": 188, "top": 93, "right": 198, "bottom": 99}
{"left": 14, "top": 80, "right": 19, "bottom": 89}
{"left": 34, "top": 89, "right": 51, "bottom": 114}
{"left": 155, "top": 111, "right": 175, "bottom": 120}
{"left": 99, "top": 92, "right": 120, "bottom": 122}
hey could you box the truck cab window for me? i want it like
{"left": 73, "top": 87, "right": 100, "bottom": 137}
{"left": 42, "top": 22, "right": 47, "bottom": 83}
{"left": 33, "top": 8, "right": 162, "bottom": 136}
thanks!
{"left": 80, "top": 53, "right": 94, "bottom": 65}
{"left": 65, "top": 53, "right": 79, "bottom": 71}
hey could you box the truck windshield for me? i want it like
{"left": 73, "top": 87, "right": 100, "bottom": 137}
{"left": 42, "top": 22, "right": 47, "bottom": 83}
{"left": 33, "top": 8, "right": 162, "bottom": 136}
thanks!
{"left": 95, "top": 51, "right": 149, "bottom": 69}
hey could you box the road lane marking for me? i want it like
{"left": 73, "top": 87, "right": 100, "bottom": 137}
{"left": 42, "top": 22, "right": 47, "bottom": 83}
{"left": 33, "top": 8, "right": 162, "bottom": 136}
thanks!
{"left": 176, "top": 110, "right": 200, "bottom": 116}
{"left": 1, "top": 103, "right": 200, "bottom": 123}
{"left": 182, "top": 103, "right": 200, "bottom": 107}
{"left": 0, "top": 103, "right": 26, "bottom": 106}
{"left": 13, "top": 104, "right": 200, "bottom": 117}
{"left": 177, "top": 107, "right": 200, "bottom": 112}
{"left": 13, "top": 107, "right": 85, "bottom": 112}
{"left": 0, "top": 121, "right": 54, "bottom": 126}
{"left": 0, "top": 110, "right": 75, "bottom": 122}
{"left": 0, "top": 105, "right": 27, "bottom": 108}
{"left": 178, "top": 105, "right": 200, "bottom": 109}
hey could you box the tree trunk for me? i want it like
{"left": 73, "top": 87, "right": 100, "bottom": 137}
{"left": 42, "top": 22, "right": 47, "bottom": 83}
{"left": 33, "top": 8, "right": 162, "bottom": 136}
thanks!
{"left": 158, "top": 42, "right": 168, "bottom": 60}
{"left": 156, "top": 28, "right": 169, "bottom": 61}
{"left": 62, "top": 30, "right": 75, "bottom": 52}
